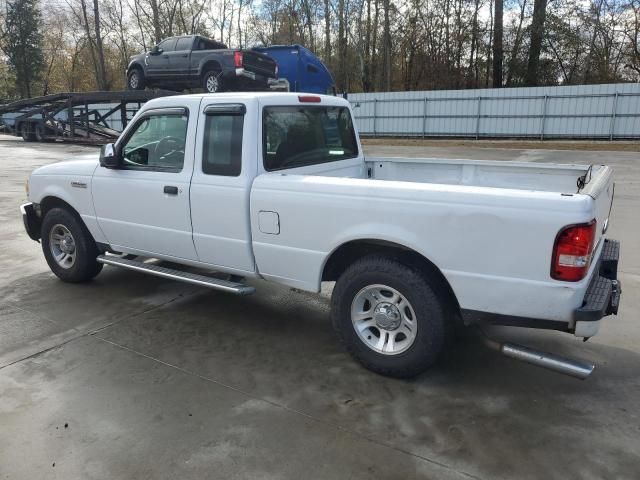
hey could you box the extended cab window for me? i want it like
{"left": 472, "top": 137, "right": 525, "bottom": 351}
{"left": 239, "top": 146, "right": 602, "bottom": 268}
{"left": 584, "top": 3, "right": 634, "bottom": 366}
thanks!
{"left": 196, "top": 38, "right": 227, "bottom": 50}
{"left": 175, "top": 37, "right": 192, "bottom": 51}
{"left": 202, "top": 111, "right": 244, "bottom": 176}
{"left": 121, "top": 112, "right": 188, "bottom": 172}
{"left": 263, "top": 106, "right": 358, "bottom": 171}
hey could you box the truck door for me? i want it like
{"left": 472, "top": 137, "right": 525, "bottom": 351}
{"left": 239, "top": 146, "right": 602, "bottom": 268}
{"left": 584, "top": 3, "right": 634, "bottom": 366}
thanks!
{"left": 167, "top": 36, "right": 193, "bottom": 78}
{"left": 189, "top": 100, "right": 256, "bottom": 273}
{"left": 146, "top": 38, "right": 175, "bottom": 78}
{"left": 92, "top": 106, "right": 198, "bottom": 261}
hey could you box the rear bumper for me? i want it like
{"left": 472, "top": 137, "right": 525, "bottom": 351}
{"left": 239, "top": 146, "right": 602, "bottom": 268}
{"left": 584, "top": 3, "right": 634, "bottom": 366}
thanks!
{"left": 21, "top": 202, "right": 41, "bottom": 241}
{"left": 233, "top": 68, "right": 273, "bottom": 83}
{"left": 573, "top": 239, "right": 621, "bottom": 337}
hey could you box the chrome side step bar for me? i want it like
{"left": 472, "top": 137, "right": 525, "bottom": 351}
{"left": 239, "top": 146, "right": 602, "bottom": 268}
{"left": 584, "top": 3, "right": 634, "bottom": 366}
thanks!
{"left": 97, "top": 255, "right": 255, "bottom": 295}
{"left": 482, "top": 335, "right": 595, "bottom": 379}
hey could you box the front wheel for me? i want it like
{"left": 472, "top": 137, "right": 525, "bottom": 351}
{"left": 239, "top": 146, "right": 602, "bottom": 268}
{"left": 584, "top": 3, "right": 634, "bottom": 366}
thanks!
{"left": 331, "top": 256, "right": 450, "bottom": 378}
{"left": 127, "top": 68, "right": 145, "bottom": 90}
{"left": 41, "top": 208, "right": 103, "bottom": 283}
{"left": 20, "top": 123, "right": 36, "bottom": 142}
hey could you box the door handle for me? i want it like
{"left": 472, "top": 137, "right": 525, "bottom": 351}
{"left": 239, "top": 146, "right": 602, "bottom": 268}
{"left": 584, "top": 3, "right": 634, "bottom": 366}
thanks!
{"left": 164, "top": 185, "right": 178, "bottom": 195}
{"left": 181, "top": 54, "right": 188, "bottom": 57}
{"left": 163, "top": 55, "right": 169, "bottom": 59}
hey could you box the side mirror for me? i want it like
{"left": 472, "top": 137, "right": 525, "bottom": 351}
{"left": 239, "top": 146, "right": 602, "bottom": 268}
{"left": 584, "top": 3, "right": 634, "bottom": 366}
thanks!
{"left": 150, "top": 45, "right": 163, "bottom": 55}
{"left": 99, "top": 143, "right": 120, "bottom": 169}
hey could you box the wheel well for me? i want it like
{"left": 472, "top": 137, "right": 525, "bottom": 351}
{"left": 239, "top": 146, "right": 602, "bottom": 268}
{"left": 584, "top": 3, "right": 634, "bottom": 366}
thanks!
{"left": 322, "top": 240, "right": 461, "bottom": 315}
{"left": 201, "top": 60, "right": 222, "bottom": 76}
{"left": 40, "top": 196, "right": 78, "bottom": 217}
{"left": 128, "top": 63, "right": 143, "bottom": 74}
{"left": 40, "top": 196, "right": 100, "bottom": 244}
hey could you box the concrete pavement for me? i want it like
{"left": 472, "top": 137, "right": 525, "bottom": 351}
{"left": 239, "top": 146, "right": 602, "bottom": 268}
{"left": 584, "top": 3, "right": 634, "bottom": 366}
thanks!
{"left": 1, "top": 135, "right": 638, "bottom": 479}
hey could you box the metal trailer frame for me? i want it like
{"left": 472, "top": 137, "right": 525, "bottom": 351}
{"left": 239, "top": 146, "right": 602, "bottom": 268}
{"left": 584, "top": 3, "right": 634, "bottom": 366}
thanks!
{"left": 0, "top": 90, "right": 178, "bottom": 144}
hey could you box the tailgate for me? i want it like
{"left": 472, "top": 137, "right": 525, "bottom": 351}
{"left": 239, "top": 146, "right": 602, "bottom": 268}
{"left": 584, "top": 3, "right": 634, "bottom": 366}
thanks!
{"left": 580, "top": 165, "right": 615, "bottom": 248}
{"left": 242, "top": 50, "right": 277, "bottom": 78}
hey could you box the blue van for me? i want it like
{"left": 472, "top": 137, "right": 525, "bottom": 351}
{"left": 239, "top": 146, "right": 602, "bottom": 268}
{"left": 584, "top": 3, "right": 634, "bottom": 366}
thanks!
{"left": 252, "top": 45, "right": 335, "bottom": 95}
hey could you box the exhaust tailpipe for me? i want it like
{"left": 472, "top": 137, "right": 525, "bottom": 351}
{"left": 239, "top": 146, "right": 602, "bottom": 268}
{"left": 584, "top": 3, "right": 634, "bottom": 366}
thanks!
{"left": 483, "top": 337, "right": 595, "bottom": 380}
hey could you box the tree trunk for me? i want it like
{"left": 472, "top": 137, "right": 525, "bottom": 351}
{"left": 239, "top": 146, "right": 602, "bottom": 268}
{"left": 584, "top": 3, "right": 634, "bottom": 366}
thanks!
{"left": 468, "top": 0, "right": 479, "bottom": 87}
{"left": 382, "top": 0, "right": 391, "bottom": 91}
{"left": 485, "top": 0, "right": 493, "bottom": 87}
{"left": 525, "top": 0, "right": 548, "bottom": 86}
{"left": 363, "top": 0, "right": 372, "bottom": 91}
{"left": 371, "top": 0, "right": 379, "bottom": 89}
{"left": 93, "top": 0, "right": 108, "bottom": 90}
{"left": 583, "top": 0, "right": 604, "bottom": 83}
{"left": 492, "top": 0, "right": 503, "bottom": 87}
{"left": 237, "top": 0, "right": 243, "bottom": 48}
{"left": 150, "top": 0, "right": 162, "bottom": 44}
{"left": 324, "top": 0, "right": 331, "bottom": 64}
{"left": 505, "top": 0, "right": 527, "bottom": 86}
{"left": 78, "top": 0, "right": 100, "bottom": 89}
{"left": 338, "top": 0, "right": 346, "bottom": 91}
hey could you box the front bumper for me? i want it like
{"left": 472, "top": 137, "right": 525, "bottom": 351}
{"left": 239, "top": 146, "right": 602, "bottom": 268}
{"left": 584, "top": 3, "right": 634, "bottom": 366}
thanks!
{"left": 21, "top": 202, "right": 41, "bottom": 241}
{"left": 574, "top": 239, "right": 621, "bottom": 337}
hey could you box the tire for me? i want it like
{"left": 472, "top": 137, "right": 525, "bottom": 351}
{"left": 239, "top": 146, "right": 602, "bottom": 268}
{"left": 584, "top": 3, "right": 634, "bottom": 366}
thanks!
{"left": 20, "top": 123, "right": 36, "bottom": 142}
{"left": 41, "top": 207, "right": 103, "bottom": 283}
{"left": 331, "top": 255, "right": 451, "bottom": 378}
{"left": 34, "top": 123, "right": 48, "bottom": 142}
{"left": 127, "top": 67, "right": 145, "bottom": 90}
{"left": 202, "top": 69, "right": 224, "bottom": 93}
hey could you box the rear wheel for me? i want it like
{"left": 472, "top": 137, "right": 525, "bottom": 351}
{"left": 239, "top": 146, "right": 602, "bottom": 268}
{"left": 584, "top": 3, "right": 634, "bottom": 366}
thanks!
{"left": 331, "top": 256, "right": 451, "bottom": 378}
{"left": 127, "top": 68, "right": 145, "bottom": 90}
{"left": 202, "top": 69, "right": 224, "bottom": 93}
{"left": 41, "top": 208, "right": 103, "bottom": 283}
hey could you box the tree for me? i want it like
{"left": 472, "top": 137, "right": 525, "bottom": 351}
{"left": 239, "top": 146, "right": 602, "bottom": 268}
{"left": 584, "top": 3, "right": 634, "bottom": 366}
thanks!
{"left": 3, "top": 0, "right": 44, "bottom": 98}
{"left": 526, "top": 0, "right": 548, "bottom": 85}
{"left": 492, "top": 0, "right": 503, "bottom": 87}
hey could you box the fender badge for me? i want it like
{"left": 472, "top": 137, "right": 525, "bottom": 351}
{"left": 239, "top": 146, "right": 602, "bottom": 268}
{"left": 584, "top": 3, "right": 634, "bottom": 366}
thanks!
{"left": 71, "top": 181, "right": 87, "bottom": 189}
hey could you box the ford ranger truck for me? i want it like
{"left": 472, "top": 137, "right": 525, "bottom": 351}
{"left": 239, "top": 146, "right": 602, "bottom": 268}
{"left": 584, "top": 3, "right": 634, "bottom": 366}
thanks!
{"left": 21, "top": 92, "right": 621, "bottom": 379}
{"left": 126, "top": 35, "right": 277, "bottom": 93}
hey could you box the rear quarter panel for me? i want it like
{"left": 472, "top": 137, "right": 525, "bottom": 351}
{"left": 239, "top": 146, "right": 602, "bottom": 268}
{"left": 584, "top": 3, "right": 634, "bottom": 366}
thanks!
{"left": 250, "top": 173, "right": 598, "bottom": 322}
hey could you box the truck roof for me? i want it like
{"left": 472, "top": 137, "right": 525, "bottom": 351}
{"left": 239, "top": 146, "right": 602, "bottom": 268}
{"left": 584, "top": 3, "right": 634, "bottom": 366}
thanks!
{"left": 144, "top": 91, "right": 348, "bottom": 105}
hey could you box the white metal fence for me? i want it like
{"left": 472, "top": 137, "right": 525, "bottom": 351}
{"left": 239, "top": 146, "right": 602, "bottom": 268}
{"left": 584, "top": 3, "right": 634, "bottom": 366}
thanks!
{"left": 348, "top": 83, "right": 640, "bottom": 139}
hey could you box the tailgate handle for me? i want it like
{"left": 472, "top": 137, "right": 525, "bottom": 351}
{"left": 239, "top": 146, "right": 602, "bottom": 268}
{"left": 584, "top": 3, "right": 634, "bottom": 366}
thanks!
{"left": 164, "top": 186, "right": 178, "bottom": 195}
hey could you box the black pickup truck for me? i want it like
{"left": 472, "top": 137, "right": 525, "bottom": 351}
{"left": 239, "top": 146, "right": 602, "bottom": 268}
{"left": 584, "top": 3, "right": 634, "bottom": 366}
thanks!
{"left": 126, "top": 35, "right": 278, "bottom": 93}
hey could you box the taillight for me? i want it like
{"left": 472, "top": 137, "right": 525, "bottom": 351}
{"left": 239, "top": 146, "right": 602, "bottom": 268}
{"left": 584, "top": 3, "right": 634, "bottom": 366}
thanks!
{"left": 298, "top": 95, "right": 321, "bottom": 103}
{"left": 551, "top": 220, "right": 597, "bottom": 281}
{"left": 234, "top": 51, "right": 243, "bottom": 68}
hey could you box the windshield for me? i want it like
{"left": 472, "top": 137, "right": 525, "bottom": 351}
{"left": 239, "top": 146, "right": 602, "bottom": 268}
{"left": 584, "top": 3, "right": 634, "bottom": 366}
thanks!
{"left": 263, "top": 106, "right": 358, "bottom": 171}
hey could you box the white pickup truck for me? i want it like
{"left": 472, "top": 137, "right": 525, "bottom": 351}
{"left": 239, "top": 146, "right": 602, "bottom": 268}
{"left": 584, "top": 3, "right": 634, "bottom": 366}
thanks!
{"left": 22, "top": 92, "right": 621, "bottom": 378}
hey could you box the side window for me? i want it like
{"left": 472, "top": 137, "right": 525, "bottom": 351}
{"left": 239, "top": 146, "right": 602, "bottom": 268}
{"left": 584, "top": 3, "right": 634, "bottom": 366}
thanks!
{"left": 158, "top": 38, "right": 177, "bottom": 52}
{"left": 202, "top": 113, "right": 244, "bottom": 176}
{"left": 175, "top": 37, "right": 192, "bottom": 51}
{"left": 121, "top": 112, "right": 188, "bottom": 172}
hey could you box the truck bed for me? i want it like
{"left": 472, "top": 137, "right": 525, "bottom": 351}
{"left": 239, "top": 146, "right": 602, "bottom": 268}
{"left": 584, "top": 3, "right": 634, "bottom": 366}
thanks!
{"left": 366, "top": 157, "right": 600, "bottom": 194}
{"left": 251, "top": 155, "right": 614, "bottom": 325}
